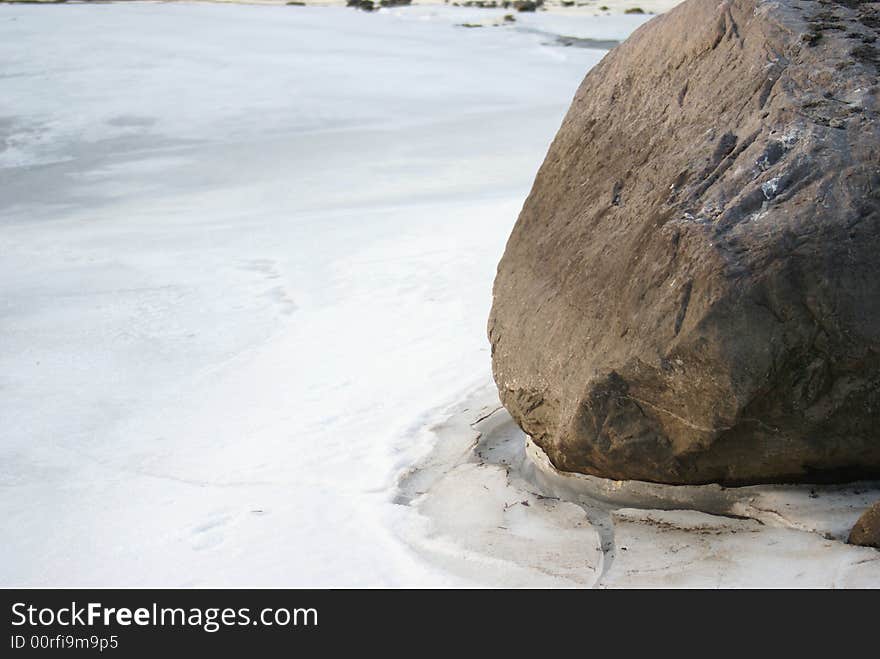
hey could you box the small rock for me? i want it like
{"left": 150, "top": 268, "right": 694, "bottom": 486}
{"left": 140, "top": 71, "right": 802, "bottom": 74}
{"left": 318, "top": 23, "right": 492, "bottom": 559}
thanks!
{"left": 849, "top": 501, "right": 880, "bottom": 548}
{"left": 513, "top": 0, "right": 541, "bottom": 12}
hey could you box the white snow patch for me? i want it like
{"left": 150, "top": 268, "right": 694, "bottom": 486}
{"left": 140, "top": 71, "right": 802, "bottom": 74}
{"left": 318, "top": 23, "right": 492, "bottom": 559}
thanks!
{"left": 0, "top": 2, "right": 616, "bottom": 586}
{"left": 761, "top": 176, "right": 781, "bottom": 199}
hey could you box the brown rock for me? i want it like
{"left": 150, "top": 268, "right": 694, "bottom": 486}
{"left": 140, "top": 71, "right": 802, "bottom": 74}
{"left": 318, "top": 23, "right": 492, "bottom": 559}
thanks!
{"left": 849, "top": 501, "right": 880, "bottom": 548}
{"left": 489, "top": 0, "right": 880, "bottom": 485}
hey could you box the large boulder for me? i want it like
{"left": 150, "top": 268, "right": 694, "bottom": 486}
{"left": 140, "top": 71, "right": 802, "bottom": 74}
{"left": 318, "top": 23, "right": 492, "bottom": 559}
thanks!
{"left": 489, "top": 0, "right": 880, "bottom": 485}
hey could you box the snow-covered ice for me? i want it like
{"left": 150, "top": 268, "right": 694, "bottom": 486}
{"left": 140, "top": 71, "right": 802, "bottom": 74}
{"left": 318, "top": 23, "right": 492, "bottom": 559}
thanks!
{"left": 0, "top": 2, "right": 625, "bottom": 586}
{"left": 4, "top": 3, "right": 876, "bottom": 588}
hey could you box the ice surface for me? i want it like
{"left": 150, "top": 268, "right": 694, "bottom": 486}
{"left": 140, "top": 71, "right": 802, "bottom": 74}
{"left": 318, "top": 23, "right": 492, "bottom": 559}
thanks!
{"left": 0, "top": 2, "right": 631, "bottom": 586}
{"left": 397, "top": 386, "right": 880, "bottom": 587}
{"left": 9, "top": 3, "right": 868, "bottom": 589}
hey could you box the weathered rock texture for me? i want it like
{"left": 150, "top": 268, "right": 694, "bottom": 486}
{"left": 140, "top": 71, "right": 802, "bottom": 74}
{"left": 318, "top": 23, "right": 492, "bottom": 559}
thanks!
{"left": 489, "top": 0, "right": 880, "bottom": 484}
{"left": 849, "top": 501, "right": 880, "bottom": 547}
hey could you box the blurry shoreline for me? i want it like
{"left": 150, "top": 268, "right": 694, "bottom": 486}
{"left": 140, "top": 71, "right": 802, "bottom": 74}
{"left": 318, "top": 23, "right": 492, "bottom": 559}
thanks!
{"left": 0, "top": 0, "right": 682, "bottom": 17}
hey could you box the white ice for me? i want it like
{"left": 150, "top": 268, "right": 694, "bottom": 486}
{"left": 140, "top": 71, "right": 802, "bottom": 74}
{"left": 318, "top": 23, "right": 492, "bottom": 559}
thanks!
{"left": 6, "top": 3, "right": 874, "bottom": 589}
{"left": 0, "top": 2, "right": 632, "bottom": 586}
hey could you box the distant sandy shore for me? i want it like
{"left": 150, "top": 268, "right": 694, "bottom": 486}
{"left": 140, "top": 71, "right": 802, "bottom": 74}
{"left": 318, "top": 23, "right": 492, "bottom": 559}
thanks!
{"left": 205, "top": 0, "right": 682, "bottom": 16}
{"left": 5, "top": 0, "right": 684, "bottom": 16}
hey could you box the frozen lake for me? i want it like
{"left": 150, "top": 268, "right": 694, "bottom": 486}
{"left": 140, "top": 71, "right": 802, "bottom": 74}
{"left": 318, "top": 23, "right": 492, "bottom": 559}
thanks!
{"left": 0, "top": 2, "right": 644, "bottom": 585}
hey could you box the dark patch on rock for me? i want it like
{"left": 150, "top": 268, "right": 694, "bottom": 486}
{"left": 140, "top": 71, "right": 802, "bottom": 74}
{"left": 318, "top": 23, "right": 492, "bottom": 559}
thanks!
{"left": 852, "top": 43, "right": 880, "bottom": 66}
{"left": 611, "top": 181, "right": 623, "bottom": 206}
{"left": 756, "top": 140, "right": 785, "bottom": 171}
{"left": 711, "top": 132, "right": 738, "bottom": 164}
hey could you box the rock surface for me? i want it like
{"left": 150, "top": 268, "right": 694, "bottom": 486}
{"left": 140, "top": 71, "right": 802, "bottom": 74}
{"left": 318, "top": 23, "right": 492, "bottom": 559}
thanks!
{"left": 489, "top": 0, "right": 880, "bottom": 484}
{"left": 849, "top": 501, "right": 880, "bottom": 548}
